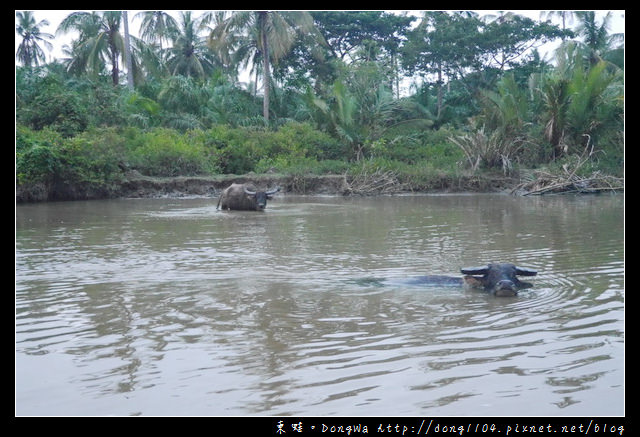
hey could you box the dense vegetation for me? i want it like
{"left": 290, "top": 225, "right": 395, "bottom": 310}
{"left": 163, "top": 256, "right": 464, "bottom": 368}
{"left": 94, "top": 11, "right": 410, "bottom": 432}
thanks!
{"left": 16, "top": 11, "right": 624, "bottom": 198}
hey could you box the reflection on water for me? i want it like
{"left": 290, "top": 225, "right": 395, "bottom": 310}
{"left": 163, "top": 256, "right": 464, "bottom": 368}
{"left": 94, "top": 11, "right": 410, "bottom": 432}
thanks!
{"left": 16, "top": 194, "right": 624, "bottom": 416}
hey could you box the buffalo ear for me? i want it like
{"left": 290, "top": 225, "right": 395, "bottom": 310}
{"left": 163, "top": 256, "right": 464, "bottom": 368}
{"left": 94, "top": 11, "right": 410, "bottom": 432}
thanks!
{"left": 461, "top": 266, "right": 489, "bottom": 276}
{"left": 515, "top": 266, "right": 537, "bottom": 276}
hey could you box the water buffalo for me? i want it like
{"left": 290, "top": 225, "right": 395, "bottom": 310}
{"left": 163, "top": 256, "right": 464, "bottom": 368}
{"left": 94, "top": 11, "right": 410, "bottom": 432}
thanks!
{"left": 380, "top": 263, "right": 537, "bottom": 296}
{"left": 460, "top": 263, "right": 537, "bottom": 296}
{"left": 216, "top": 183, "right": 280, "bottom": 211}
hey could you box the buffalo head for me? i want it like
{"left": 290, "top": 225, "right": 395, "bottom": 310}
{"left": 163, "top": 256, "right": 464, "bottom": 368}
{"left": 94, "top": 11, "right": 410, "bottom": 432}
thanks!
{"left": 461, "top": 263, "right": 537, "bottom": 296}
{"left": 243, "top": 186, "right": 280, "bottom": 210}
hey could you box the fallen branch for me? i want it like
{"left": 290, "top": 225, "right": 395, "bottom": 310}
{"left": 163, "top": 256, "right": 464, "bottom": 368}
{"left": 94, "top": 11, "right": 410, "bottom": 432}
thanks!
{"left": 343, "top": 167, "right": 405, "bottom": 195}
{"left": 512, "top": 138, "right": 623, "bottom": 195}
{"left": 512, "top": 170, "right": 623, "bottom": 195}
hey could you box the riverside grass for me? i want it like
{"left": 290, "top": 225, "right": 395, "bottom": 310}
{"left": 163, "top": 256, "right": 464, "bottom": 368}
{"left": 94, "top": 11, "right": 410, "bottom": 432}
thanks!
{"left": 16, "top": 123, "right": 622, "bottom": 201}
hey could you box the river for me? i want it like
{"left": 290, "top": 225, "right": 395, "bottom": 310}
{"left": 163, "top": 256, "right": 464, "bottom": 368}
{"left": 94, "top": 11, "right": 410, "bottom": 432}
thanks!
{"left": 15, "top": 194, "right": 624, "bottom": 416}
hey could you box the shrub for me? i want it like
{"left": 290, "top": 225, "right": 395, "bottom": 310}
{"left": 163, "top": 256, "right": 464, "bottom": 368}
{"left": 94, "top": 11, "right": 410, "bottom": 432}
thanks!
{"left": 16, "top": 74, "right": 89, "bottom": 137}
{"left": 271, "top": 122, "right": 344, "bottom": 160}
{"left": 200, "top": 125, "right": 260, "bottom": 174}
{"left": 449, "top": 126, "right": 528, "bottom": 175}
{"left": 128, "top": 128, "right": 218, "bottom": 176}
{"left": 255, "top": 156, "right": 350, "bottom": 175}
{"left": 16, "top": 126, "right": 63, "bottom": 184}
{"left": 58, "top": 128, "right": 127, "bottom": 187}
{"left": 197, "top": 122, "right": 343, "bottom": 175}
{"left": 16, "top": 126, "right": 127, "bottom": 192}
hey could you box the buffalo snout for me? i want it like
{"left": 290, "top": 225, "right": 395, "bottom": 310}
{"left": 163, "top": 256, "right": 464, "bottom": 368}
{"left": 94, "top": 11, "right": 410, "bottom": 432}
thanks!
{"left": 254, "top": 193, "right": 268, "bottom": 209}
{"left": 493, "top": 279, "right": 517, "bottom": 296}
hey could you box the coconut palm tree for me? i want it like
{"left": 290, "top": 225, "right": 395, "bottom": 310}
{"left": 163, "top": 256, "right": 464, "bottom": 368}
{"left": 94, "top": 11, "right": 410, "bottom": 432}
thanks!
{"left": 165, "top": 11, "right": 216, "bottom": 79}
{"left": 538, "top": 75, "right": 570, "bottom": 158}
{"left": 57, "top": 11, "right": 130, "bottom": 86}
{"left": 574, "top": 11, "right": 624, "bottom": 66}
{"left": 209, "top": 11, "right": 315, "bottom": 122}
{"left": 123, "top": 11, "right": 134, "bottom": 91}
{"left": 15, "top": 11, "right": 54, "bottom": 68}
{"left": 540, "top": 11, "right": 575, "bottom": 37}
{"left": 134, "top": 11, "right": 179, "bottom": 50}
{"left": 537, "top": 41, "right": 623, "bottom": 157}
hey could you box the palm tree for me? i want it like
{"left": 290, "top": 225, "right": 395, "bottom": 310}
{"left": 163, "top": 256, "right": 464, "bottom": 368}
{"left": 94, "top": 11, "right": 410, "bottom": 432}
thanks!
{"left": 540, "top": 11, "right": 575, "bottom": 37}
{"left": 123, "top": 11, "right": 134, "bottom": 91}
{"left": 134, "top": 11, "right": 179, "bottom": 50}
{"left": 57, "top": 12, "right": 102, "bottom": 77}
{"left": 165, "top": 11, "right": 215, "bottom": 79}
{"left": 574, "top": 11, "right": 624, "bottom": 66}
{"left": 537, "top": 42, "right": 622, "bottom": 157}
{"left": 209, "top": 11, "right": 315, "bottom": 122}
{"left": 539, "top": 75, "right": 570, "bottom": 158}
{"left": 15, "top": 11, "right": 54, "bottom": 68}
{"left": 310, "top": 79, "right": 365, "bottom": 159}
{"left": 199, "top": 11, "right": 235, "bottom": 73}
{"left": 57, "top": 11, "right": 130, "bottom": 86}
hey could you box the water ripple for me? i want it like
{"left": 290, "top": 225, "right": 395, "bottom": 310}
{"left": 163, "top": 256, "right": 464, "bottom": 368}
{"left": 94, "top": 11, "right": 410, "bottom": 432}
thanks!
{"left": 16, "top": 195, "right": 624, "bottom": 416}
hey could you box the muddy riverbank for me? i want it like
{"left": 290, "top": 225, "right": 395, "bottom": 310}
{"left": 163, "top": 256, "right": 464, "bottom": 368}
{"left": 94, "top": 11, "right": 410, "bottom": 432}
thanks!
{"left": 16, "top": 171, "right": 519, "bottom": 203}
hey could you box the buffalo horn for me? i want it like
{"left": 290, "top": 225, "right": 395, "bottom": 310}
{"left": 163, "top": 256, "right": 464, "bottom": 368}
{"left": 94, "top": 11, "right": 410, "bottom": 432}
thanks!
{"left": 461, "top": 266, "right": 489, "bottom": 276}
{"left": 243, "top": 187, "right": 257, "bottom": 195}
{"left": 515, "top": 266, "right": 538, "bottom": 276}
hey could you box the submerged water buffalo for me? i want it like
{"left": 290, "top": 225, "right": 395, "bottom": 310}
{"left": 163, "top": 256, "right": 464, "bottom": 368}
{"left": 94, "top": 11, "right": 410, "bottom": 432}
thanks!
{"left": 216, "top": 183, "right": 280, "bottom": 211}
{"left": 460, "top": 263, "right": 537, "bottom": 296}
{"left": 386, "top": 263, "right": 538, "bottom": 296}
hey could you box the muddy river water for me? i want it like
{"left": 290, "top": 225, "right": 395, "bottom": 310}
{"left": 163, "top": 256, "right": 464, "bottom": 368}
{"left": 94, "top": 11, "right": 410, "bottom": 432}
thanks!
{"left": 15, "top": 194, "right": 624, "bottom": 416}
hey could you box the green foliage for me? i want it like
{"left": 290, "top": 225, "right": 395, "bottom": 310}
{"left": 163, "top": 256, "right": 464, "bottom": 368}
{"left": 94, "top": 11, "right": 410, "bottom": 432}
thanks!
{"left": 16, "top": 126, "right": 125, "bottom": 189}
{"left": 303, "top": 61, "right": 436, "bottom": 161}
{"left": 376, "top": 127, "right": 463, "bottom": 169}
{"left": 16, "top": 10, "right": 623, "bottom": 194}
{"left": 127, "top": 128, "right": 218, "bottom": 176}
{"left": 461, "top": 42, "right": 624, "bottom": 172}
{"left": 56, "top": 128, "right": 127, "bottom": 188}
{"left": 479, "top": 73, "right": 529, "bottom": 137}
{"left": 16, "top": 72, "right": 88, "bottom": 137}
{"left": 196, "top": 122, "right": 341, "bottom": 174}
{"left": 270, "top": 121, "right": 343, "bottom": 160}
{"left": 450, "top": 126, "right": 526, "bottom": 174}
{"left": 124, "top": 92, "right": 161, "bottom": 128}
{"left": 207, "top": 126, "right": 260, "bottom": 174}
{"left": 205, "top": 79, "right": 262, "bottom": 126}
{"left": 16, "top": 126, "right": 63, "bottom": 184}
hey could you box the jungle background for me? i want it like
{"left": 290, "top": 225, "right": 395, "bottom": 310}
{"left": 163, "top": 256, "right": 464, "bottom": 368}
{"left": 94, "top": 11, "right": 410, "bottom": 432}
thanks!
{"left": 15, "top": 11, "right": 624, "bottom": 198}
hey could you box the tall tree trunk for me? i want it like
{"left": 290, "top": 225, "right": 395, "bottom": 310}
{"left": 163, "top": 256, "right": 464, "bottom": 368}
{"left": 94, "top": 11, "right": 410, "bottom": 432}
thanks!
{"left": 392, "top": 53, "right": 399, "bottom": 99}
{"left": 110, "top": 47, "right": 119, "bottom": 86}
{"left": 123, "top": 11, "right": 134, "bottom": 91}
{"left": 436, "top": 65, "right": 443, "bottom": 120}
{"left": 260, "top": 12, "right": 271, "bottom": 123}
{"left": 109, "top": 28, "right": 120, "bottom": 86}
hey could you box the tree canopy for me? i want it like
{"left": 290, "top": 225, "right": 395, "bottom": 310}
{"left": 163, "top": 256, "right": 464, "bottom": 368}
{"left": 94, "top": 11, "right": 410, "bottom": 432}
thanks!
{"left": 16, "top": 10, "right": 624, "bottom": 184}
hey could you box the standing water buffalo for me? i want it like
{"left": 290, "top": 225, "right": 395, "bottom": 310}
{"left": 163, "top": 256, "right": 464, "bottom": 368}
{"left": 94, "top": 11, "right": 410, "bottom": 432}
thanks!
{"left": 385, "top": 263, "right": 537, "bottom": 297}
{"left": 216, "top": 183, "right": 280, "bottom": 211}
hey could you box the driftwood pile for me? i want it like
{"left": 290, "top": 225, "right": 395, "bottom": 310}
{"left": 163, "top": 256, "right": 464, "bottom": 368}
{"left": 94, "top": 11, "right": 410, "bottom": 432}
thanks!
{"left": 512, "top": 141, "right": 623, "bottom": 195}
{"left": 343, "top": 168, "right": 405, "bottom": 195}
{"left": 512, "top": 169, "right": 623, "bottom": 195}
